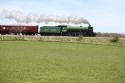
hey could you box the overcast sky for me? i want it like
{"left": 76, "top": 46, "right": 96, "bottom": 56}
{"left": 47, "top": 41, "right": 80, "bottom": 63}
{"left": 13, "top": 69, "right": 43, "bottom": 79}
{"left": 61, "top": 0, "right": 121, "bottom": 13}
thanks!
{"left": 0, "top": 0, "right": 125, "bottom": 33}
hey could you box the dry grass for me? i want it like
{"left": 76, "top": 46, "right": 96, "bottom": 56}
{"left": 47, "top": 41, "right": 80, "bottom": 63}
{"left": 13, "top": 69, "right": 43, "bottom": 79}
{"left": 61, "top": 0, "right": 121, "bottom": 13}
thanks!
{"left": 0, "top": 35, "right": 125, "bottom": 46}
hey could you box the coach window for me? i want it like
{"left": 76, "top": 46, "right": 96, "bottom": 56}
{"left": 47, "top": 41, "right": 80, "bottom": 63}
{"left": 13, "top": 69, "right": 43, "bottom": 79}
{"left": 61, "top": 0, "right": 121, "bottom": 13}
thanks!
{"left": 2, "top": 27, "right": 6, "bottom": 30}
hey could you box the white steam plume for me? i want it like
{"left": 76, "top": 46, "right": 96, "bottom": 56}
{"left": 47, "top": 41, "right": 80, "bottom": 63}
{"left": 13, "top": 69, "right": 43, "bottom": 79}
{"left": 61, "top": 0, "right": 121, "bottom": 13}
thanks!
{"left": 0, "top": 8, "right": 90, "bottom": 25}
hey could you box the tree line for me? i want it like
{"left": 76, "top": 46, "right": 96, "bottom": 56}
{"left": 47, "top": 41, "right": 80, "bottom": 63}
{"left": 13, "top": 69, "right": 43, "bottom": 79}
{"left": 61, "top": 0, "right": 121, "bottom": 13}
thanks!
{"left": 95, "top": 32, "right": 125, "bottom": 38}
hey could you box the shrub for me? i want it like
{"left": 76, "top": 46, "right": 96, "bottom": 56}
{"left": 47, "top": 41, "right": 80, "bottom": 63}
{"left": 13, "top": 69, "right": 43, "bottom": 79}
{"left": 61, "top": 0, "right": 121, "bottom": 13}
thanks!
{"left": 110, "top": 36, "right": 119, "bottom": 42}
{"left": 77, "top": 35, "right": 83, "bottom": 41}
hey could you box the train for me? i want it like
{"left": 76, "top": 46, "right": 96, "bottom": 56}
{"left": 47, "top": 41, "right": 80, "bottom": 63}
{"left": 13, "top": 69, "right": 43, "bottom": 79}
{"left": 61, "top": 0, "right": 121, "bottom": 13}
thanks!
{"left": 0, "top": 24, "right": 95, "bottom": 36}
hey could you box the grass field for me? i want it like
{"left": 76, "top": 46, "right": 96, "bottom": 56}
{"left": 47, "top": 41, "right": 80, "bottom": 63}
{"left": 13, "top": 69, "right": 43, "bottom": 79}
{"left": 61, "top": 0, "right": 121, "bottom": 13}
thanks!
{"left": 0, "top": 41, "right": 125, "bottom": 83}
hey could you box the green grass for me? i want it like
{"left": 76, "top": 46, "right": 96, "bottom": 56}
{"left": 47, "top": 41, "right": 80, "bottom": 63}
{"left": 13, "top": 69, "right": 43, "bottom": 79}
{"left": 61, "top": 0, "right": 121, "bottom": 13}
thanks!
{"left": 0, "top": 41, "right": 125, "bottom": 83}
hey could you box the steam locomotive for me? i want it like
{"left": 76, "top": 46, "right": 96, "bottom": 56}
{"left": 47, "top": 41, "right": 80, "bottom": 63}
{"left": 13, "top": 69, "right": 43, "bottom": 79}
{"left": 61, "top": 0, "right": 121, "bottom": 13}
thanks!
{"left": 0, "top": 24, "right": 95, "bottom": 36}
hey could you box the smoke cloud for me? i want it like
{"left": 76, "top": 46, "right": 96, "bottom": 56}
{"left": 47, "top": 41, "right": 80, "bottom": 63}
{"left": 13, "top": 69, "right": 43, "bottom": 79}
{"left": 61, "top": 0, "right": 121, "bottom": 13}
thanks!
{"left": 0, "top": 8, "right": 90, "bottom": 25}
